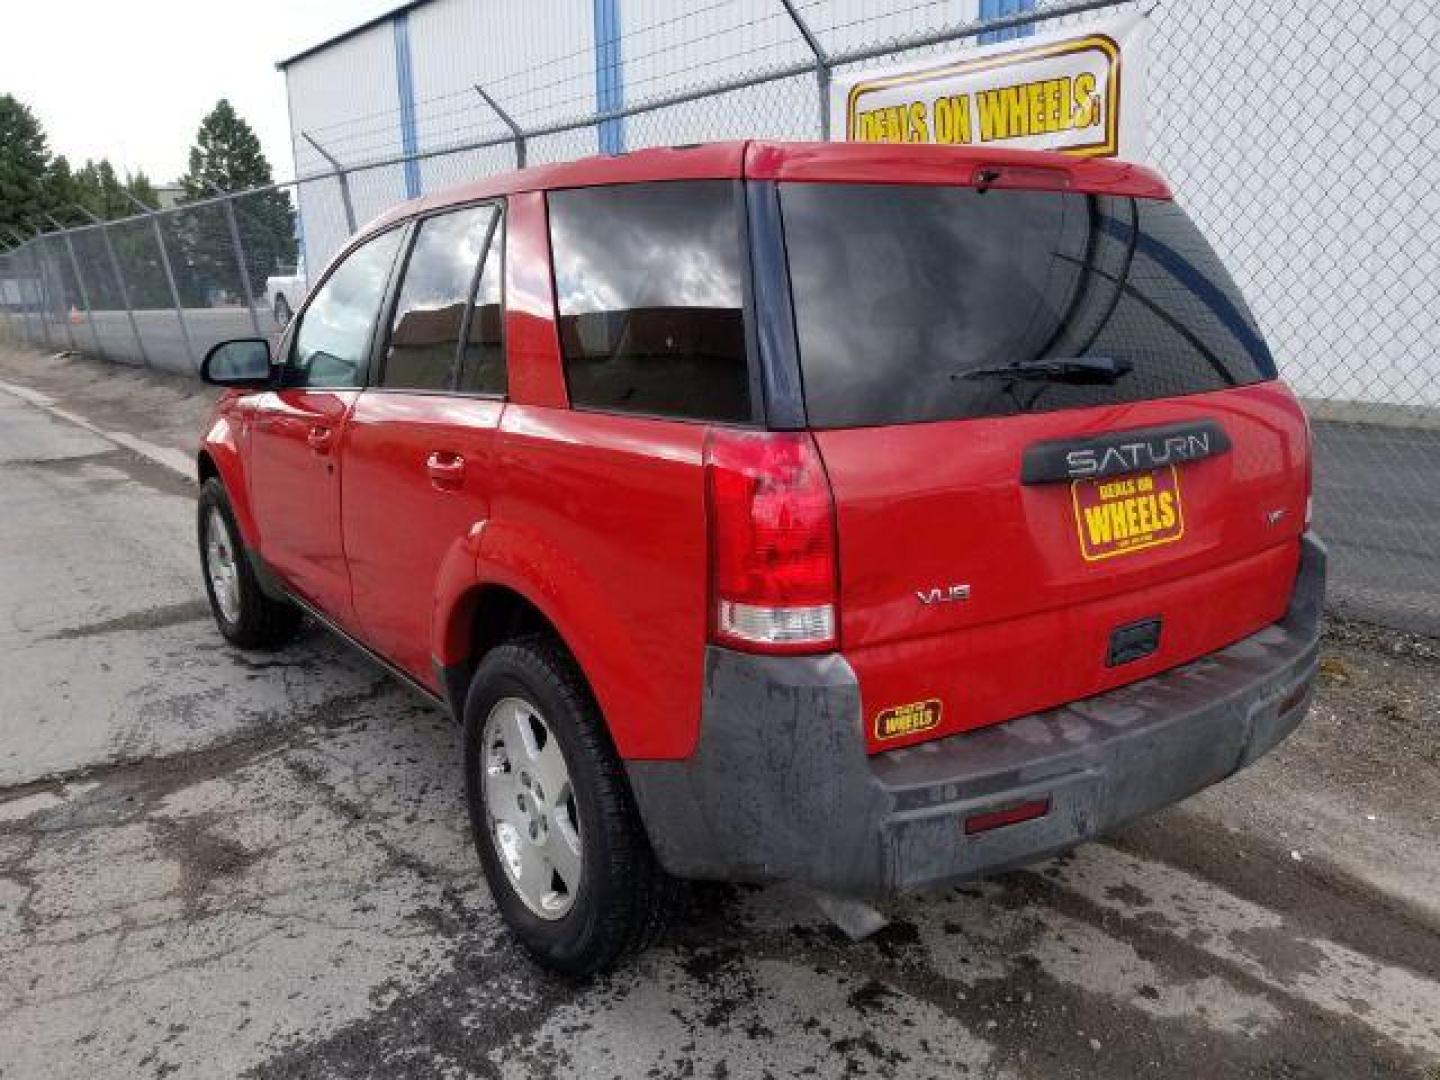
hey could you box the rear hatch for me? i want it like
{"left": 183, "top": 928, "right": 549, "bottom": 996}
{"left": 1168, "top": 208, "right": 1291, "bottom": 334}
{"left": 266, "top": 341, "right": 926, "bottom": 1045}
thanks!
{"left": 779, "top": 179, "right": 1310, "bottom": 751}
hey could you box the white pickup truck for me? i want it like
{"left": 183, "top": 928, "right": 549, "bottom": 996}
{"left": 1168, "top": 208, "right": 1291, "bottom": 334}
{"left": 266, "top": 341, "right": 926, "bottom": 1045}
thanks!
{"left": 264, "top": 256, "right": 307, "bottom": 326}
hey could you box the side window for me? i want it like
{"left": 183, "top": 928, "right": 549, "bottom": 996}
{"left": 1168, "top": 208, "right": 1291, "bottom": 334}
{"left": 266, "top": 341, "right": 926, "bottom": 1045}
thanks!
{"left": 547, "top": 181, "right": 750, "bottom": 423}
{"left": 288, "top": 229, "right": 403, "bottom": 388}
{"left": 382, "top": 205, "right": 499, "bottom": 392}
{"left": 459, "top": 213, "right": 504, "bottom": 395}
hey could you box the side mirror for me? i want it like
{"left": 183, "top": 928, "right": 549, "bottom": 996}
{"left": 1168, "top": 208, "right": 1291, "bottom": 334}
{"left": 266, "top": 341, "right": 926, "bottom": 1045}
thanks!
{"left": 201, "top": 339, "right": 273, "bottom": 387}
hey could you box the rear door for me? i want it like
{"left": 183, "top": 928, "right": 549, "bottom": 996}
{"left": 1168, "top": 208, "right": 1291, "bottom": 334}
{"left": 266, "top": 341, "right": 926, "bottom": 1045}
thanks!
{"left": 778, "top": 182, "right": 1310, "bottom": 749}
{"left": 341, "top": 203, "right": 506, "bottom": 686}
{"left": 249, "top": 227, "right": 404, "bottom": 628}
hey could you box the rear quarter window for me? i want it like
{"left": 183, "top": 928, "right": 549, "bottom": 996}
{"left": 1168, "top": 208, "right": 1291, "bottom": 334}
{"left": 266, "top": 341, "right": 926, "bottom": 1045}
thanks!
{"left": 547, "top": 180, "right": 751, "bottom": 423}
{"left": 780, "top": 184, "right": 1275, "bottom": 428}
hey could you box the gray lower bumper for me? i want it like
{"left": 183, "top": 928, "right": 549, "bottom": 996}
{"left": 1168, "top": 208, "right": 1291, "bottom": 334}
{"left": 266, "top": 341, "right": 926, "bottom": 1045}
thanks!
{"left": 627, "top": 534, "right": 1326, "bottom": 898}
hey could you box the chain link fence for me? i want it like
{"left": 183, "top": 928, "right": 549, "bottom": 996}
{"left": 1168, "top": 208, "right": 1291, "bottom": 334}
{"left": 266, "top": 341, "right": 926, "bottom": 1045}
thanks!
{"left": 1, "top": 0, "right": 1435, "bottom": 636}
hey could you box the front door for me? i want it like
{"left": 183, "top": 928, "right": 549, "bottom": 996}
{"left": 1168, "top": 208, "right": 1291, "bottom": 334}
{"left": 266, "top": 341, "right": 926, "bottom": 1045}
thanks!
{"left": 249, "top": 226, "right": 405, "bottom": 628}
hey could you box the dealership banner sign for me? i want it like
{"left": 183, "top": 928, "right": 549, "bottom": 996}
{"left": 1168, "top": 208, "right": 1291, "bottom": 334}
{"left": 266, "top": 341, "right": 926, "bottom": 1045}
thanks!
{"left": 833, "top": 13, "right": 1150, "bottom": 161}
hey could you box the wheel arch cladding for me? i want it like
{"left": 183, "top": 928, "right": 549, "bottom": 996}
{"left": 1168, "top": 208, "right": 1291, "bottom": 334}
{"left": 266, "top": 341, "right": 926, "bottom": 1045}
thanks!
{"left": 435, "top": 575, "right": 601, "bottom": 730}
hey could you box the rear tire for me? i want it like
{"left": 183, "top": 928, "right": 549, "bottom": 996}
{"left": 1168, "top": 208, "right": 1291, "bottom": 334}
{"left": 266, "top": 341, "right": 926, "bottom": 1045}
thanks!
{"left": 463, "top": 635, "right": 675, "bottom": 976}
{"left": 198, "top": 478, "right": 301, "bottom": 650}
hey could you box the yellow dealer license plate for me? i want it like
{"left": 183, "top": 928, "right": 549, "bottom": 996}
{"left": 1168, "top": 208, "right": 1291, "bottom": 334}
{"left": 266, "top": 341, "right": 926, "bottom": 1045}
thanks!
{"left": 1071, "top": 466, "right": 1184, "bottom": 562}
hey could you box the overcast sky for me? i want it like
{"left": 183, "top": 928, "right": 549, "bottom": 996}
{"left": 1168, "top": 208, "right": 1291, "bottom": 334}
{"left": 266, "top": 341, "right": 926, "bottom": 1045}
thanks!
{"left": 4, "top": 0, "right": 398, "bottom": 185}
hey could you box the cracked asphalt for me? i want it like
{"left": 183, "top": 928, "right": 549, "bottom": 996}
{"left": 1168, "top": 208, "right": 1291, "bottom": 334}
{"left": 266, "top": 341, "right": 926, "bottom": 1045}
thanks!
{"left": 1, "top": 345, "right": 1438, "bottom": 1079}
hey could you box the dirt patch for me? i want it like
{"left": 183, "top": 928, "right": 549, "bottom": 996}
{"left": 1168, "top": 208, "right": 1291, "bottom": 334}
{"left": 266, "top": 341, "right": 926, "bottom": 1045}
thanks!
{"left": 47, "top": 599, "right": 212, "bottom": 641}
{"left": 0, "top": 344, "right": 216, "bottom": 460}
{"left": 1309, "top": 616, "right": 1440, "bottom": 787}
{"left": 151, "top": 812, "right": 265, "bottom": 916}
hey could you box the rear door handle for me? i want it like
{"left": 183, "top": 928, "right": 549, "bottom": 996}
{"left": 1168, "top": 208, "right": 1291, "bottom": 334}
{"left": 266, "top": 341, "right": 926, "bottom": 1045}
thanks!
{"left": 426, "top": 451, "right": 465, "bottom": 488}
{"left": 306, "top": 425, "right": 334, "bottom": 454}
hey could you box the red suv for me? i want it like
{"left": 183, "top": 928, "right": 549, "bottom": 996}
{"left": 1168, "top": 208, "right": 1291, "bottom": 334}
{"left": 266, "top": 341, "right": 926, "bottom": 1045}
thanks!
{"left": 197, "top": 141, "right": 1324, "bottom": 974}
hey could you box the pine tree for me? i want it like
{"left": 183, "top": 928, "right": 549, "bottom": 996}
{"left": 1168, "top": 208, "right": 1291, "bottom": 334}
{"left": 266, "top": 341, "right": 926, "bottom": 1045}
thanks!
{"left": 126, "top": 170, "right": 158, "bottom": 212}
{"left": 43, "top": 156, "right": 81, "bottom": 222}
{"left": 0, "top": 94, "right": 52, "bottom": 240}
{"left": 178, "top": 99, "right": 296, "bottom": 304}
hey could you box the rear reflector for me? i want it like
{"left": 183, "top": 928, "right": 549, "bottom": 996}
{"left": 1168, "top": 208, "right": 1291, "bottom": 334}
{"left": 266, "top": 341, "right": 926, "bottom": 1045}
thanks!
{"left": 964, "top": 797, "right": 1052, "bottom": 836}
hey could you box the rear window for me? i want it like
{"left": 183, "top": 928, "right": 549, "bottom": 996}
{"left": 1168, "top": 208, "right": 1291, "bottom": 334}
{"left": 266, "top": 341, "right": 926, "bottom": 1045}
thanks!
{"left": 780, "top": 184, "right": 1276, "bottom": 428}
{"left": 383, "top": 204, "right": 498, "bottom": 392}
{"left": 548, "top": 181, "right": 751, "bottom": 423}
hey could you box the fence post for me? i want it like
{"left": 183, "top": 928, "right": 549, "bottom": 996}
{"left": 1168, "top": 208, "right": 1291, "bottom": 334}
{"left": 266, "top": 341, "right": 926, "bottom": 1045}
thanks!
{"left": 47, "top": 216, "right": 107, "bottom": 361}
{"left": 5, "top": 231, "right": 45, "bottom": 348}
{"left": 0, "top": 247, "right": 14, "bottom": 342}
{"left": 74, "top": 205, "right": 149, "bottom": 368}
{"left": 208, "top": 185, "right": 264, "bottom": 338}
{"left": 0, "top": 245, "right": 13, "bottom": 341}
{"left": 123, "top": 191, "right": 199, "bottom": 372}
{"left": 473, "top": 84, "right": 528, "bottom": 168}
{"left": 30, "top": 229, "right": 66, "bottom": 352}
{"left": 302, "top": 133, "right": 358, "bottom": 234}
{"left": 779, "top": 0, "right": 832, "bottom": 140}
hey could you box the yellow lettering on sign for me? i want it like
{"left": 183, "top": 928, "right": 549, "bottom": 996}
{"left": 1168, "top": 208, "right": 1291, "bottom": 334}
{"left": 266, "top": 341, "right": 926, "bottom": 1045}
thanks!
{"left": 975, "top": 75, "right": 1104, "bottom": 142}
{"left": 1084, "top": 504, "right": 1112, "bottom": 546}
{"left": 908, "top": 101, "right": 930, "bottom": 142}
{"left": 1081, "top": 488, "right": 1182, "bottom": 549}
{"left": 932, "top": 94, "right": 973, "bottom": 145}
{"left": 1073, "top": 72, "right": 1100, "bottom": 128}
{"left": 855, "top": 101, "right": 933, "bottom": 143}
{"left": 1157, "top": 490, "right": 1177, "bottom": 529}
{"left": 846, "top": 33, "right": 1122, "bottom": 155}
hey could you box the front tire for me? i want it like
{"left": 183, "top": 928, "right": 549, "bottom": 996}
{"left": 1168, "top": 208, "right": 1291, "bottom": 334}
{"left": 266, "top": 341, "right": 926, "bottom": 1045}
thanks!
{"left": 463, "top": 635, "right": 674, "bottom": 975}
{"left": 198, "top": 478, "right": 300, "bottom": 649}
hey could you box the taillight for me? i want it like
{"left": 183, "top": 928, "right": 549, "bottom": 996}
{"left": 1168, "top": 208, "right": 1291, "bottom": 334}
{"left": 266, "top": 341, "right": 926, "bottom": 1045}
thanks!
{"left": 704, "top": 429, "right": 838, "bottom": 653}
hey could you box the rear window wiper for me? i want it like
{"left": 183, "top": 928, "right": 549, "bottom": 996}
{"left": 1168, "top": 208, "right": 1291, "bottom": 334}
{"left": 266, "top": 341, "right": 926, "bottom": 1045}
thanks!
{"left": 962, "top": 356, "right": 1133, "bottom": 385}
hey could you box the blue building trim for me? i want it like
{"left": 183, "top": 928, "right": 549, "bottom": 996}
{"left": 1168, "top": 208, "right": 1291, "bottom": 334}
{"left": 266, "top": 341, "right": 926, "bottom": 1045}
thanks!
{"left": 979, "top": 0, "right": 1036, "bottom": 45}
{"left": 593, "top": 0, "right": 625, "bottom": 155}
{"left": 393, "top": 12, "right": 422, "bottom": 198}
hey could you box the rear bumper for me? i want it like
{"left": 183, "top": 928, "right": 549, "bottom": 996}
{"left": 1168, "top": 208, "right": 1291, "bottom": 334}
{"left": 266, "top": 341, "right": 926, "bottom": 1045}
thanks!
{"left": 627, "top": 533, "right": 1326, "bottom": 898}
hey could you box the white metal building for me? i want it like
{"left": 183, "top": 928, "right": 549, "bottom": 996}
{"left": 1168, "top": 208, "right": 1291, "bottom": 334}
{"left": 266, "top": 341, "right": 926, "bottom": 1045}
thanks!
{"left": 277, "top": 0, "right": 1016, "bottom": 273}
{"left": 278, "top": 0, "right": 1438, "bottom": 414}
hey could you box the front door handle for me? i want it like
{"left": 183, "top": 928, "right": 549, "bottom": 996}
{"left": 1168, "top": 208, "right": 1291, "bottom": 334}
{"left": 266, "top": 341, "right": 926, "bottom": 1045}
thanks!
{"left": 426, "top": 451, "right": 465, "bottom": 488}
{"left": 306, "top": 425, "right": 334, "bottom": 454}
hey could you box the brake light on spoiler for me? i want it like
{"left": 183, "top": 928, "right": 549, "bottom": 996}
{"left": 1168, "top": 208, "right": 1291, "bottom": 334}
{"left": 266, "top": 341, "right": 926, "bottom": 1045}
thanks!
{"left": 971, "top": 163, "right": 1071, "bottom": 191}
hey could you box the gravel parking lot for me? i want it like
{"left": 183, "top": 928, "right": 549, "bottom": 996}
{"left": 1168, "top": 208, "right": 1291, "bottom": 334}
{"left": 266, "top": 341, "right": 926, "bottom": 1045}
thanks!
{"left": 1, "top": 343, "right": 1438, "bottom": 1079}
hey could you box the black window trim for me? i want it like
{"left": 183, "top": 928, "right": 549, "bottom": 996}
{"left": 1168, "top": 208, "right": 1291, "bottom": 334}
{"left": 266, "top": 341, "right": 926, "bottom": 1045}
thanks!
{"left": 544, "top": 178, "right": 764, "bottom": 430}
{"left": 368, "top": 196, "right": 508, "bottom": 399}
{"left": 280, "top": 220, "right": 410, "bottom": 392}
{"left": 453, "top": 203, "right": 505, "bottom": 397}
{"left": 744, "top": 179, "right": 805, "bottom": 430}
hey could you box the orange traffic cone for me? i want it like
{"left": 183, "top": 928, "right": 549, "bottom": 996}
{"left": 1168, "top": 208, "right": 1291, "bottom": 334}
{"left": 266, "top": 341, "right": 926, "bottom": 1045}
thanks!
{"left": 68, "top": 305, "right": 82, "bottom": 324}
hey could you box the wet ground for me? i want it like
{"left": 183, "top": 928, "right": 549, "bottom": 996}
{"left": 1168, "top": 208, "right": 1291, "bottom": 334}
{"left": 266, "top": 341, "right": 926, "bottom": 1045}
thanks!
{"left": 1, "top": 345, "right": 1437, "bottom": 1079}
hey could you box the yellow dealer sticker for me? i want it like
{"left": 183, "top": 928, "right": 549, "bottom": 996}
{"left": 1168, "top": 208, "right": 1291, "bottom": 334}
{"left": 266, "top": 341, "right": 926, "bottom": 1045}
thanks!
{"left": 1072, "top": 466, "right": 1184, "bottom": 562}
{"left": 875, "top": 700, "right": 943, "bottom": 742}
